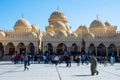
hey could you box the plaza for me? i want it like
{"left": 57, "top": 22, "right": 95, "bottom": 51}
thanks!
{"left": 0, "top": 61, "right": 120, "bottom": 80}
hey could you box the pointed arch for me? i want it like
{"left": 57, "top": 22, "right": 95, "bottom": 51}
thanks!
{"left": 108, "top": 44, "right": 117, "bottom": 56}
{"left": 88, "top": 43, "right": 96, "bottom": 55}
{"left": 97, "top": 43, "right": 106, "bottom": 56}
{"left": 17, "top": 43, "right": 26, "bottom": 55}
{"left": 47, "top": 43, "right": 53, "bottom": 54}
{"left": 44, "top": 43, "right": 53, "bottom": 55}
{"left": 0, "top": 42, "right": 4, "bottom": 57}
{"left": 6, "top": 43, "right": 15, "bottom": 55}
{"left": 28, "top": 43, "right": 35, "bottom": 55}
{"left": 57, "top": 43, "right": 67, "bottom": 55}
{"left": 71, "top": 43, "right": 78, "bottom": 55}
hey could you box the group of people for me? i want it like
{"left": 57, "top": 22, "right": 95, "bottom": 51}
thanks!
{"left": 11, "top": 53, "right": 99, "bottom": 75}
{"left": 11, "top": 50, "right": 119, "bottom": 75}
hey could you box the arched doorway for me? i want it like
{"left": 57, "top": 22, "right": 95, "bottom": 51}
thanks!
{"left": 45, "top": 43, "right": 53, "bottom": 55}
{"left": 88, "top": 43, "right": 96, "bottom": 56}
{"left": 17, "top": 43, "right": 26, "bottom": 55}
{"left": 97, "top": 44, "right": 106, "bottom": 56}
{"left": 108, "top": 44, "right": 117, "bottom": 57}
{"left": 6, "top": 43, "right": 15, "bottom": 55}
{"left": 0, "top": 42, "right": 4, "bottom": 57}
{"left": 28, "top": 43, "right": 35, "bottom": 55}
{"left": 57, "top": 43, "right": 67, "bottom": 55}
{"left": 81, "top": 38, "right": 85, "bottom": 54}
{"left": 71, "top": 43, "right": 78, "bottom": 55}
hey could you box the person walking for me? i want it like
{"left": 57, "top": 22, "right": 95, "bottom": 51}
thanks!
{"left": 24, "top": 54, "right": 29, "bottom": 71}
{"left": 65, "top": 55, "right": 71, "bottom": 67}
{"left": 54, "top": 55, "right": 59, "bottom": 66}
{"left": 90, "top": 55, "right": 99, "bottom": 75}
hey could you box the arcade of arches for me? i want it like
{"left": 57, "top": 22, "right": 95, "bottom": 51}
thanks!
{"left": 43, "top": 42, "right": 120, "bottom": 57}
{"left": 0, "top": 8, "right": 120, "bottom": 59}
{"left": 0, "top": 42, "right": 36, "bottom": 56}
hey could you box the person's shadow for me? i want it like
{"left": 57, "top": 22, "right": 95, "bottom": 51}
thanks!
{"left": 73, "top": 74, "right": 92, "bottom": 77}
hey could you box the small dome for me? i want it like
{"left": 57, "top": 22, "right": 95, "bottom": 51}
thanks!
{"left": 83, "top": 33, "right": 95, "bottom": 39}
{"left": 45, "top": 32, "right": 54, "bottom": 38}
{"left": 0, "top": 31, "right": 6, "bottom": 38}
{"left": 90, "top": 20, "right": 106, "bottom": 29}
{"left": 69, "top": 33, "right": 78, "bottom": 39}
{"left": 75, "top": 25, "right": 88, "bottom": 34}
{"left": 31, "top": 24, "right": 40, "bottom": 32}
{"left": 48, "top": 10, "right": 68, "bottom": 24}
{"left": 55, "top": 30, "right": 67, "bottom": 38}
{"left": 28, "top": 32, "right": 37, "bottom": 38}
{"left": 14, "top": 18, "right": 32, "bottom": 31}
{"left": 49, "top": 25, "right": 54, "bottom": 28}
{"left": 46, "top": 25, "right": 54, "bottom": 32}
{"left": 105, "top": 21, "right": 111, "bottom": 27}
{"left": 79, "top": 25, "right": 88, "bottom": 29}
{"left": 53, "top": 21, "right": 67, "bottom": 32}
{"left": 50, "top": 31, "right": 55, "bottom": 34}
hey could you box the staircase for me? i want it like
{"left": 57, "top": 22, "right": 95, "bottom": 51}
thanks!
{"left": 0, "top": 55, "right": 11, "bottom": 61}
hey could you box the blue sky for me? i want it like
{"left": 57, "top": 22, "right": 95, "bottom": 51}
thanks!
{"left": 0, "top": 0, "right": 120, "bottom": 32}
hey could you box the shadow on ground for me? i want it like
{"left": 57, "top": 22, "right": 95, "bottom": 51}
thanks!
{"left": 73, "top": 74, "right": 92, "bottom": 77}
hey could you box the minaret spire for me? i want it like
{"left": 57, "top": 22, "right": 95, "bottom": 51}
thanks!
{"left": 57, "top": 6, "right": 60, "bottom": 11}
{"left": 22, "top": 13, "right": 24, "bottom": 18}
{"left": 97, "top": 14, "right": 99, "bottom": 20}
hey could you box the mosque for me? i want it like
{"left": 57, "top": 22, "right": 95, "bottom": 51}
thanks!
{"left": 0, "top": 8, "right": 120, "bottom": 60}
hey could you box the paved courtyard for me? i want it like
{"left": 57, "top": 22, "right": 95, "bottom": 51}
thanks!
{"left": 0, "top": 61, "right": 120, "bottom": 80}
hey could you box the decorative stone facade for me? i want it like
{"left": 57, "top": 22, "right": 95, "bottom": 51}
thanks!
{"left": 0, "top": 9, "right": 120, "bottom": 58}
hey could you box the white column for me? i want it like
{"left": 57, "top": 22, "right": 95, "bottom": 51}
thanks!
{"left": 80, "top": 45, "right": 81, "bottom": 52}
{"left": 3, "top": 45, "right": 6, "bottom": 55}
{"left": 15, "top": 46, "right": 18, "bottom": 55}
{"left": 117, "top": 47, "right": 119, "bottom": 57}
{"left": 36, "top": 46, "right": 38, "bottom": 54}
{"left": 106, "top": 47, "right": 108, "bottom": 56}
{"left": 42, "top": 43, "right": 44, "bottom": 54}
{"left": 25, "top": 45, "right": 28, "bottom": 54}
{"left": 95, "top": 46, "right": 97, "bottom": 56}
{"left": 77, "top": 46, "right": 80, "bottom": 52}
{"left": 67, "top": 47, "right": 70, "bottom": 52}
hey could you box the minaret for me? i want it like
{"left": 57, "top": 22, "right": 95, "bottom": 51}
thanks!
{"left": 22, "top": 13, "right": 24, "bottom": 18}
{"left": 57, "top": 6, "right": 60, "bottom": 11}
{"left": 97, "top": 14, "right": 99, "bottom": 20}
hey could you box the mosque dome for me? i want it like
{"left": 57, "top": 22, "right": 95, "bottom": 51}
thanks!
{"left": 55, "top": 30, "right": 67, "bottom": 38}
{"left": 49, "top": 25, "right": 54, "bottom": 28}
{"left": 31, "top": 24, "right": 40, "bottom": 32}
{"left": 75, "top": 25, "right": 88, "bottom": 34}
{"left": 45, "top": 32, "right": 54, "bottom": 38}
{"left": 48, "top": 9, "right": 68, "bottom": 24}
{"left": 105, "top": 21, "right": 111, "bottom": 27}
{"left": 0, "top": 31, "right": 6, "bottom": 38}
{"left": 53, "top": 21, "right": 67, "bottom": 32}
{"left": 50, "top": 31, "right": 55, "bottom": 34}
{"left": 69, "top": 33, "right": 78, "bottom": 39}
{"left": 14, "top": 18, "right": 32, "bottom": 31}
{"left": 46, "top": 25, "right": 54, "bottom": 32}
{"left": 28, "top": 32, "right": 37, "bottom": 38}
{"left": 89, "top": 20, "right": 106, "bottom": 29}
{"left": 83, "top": 33, "right": 95, "bottom": 39}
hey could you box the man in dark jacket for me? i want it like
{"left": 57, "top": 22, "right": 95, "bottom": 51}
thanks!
{"left": 24, "top": 55, "right": 29, "bottom": 71}
{"left": 90, "top": 55, "right": 99, "bottom": 75}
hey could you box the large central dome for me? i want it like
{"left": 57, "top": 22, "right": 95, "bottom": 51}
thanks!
{"left": 89, "top": 20, "right": 106, "bottom": 29}
{"left": 53, "top": 21, "right": 67, "bottom": 32}
{"left": 14, "top": 18, "right": 32, "bottom": 31}
{"left": 48, "top": 9, "right": 68, "bottom": 24}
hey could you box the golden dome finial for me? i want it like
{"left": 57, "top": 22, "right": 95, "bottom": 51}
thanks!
{"left": 96, "top": 14, "right": 99, "bottom": 20}
{"left": 22, "top": 13, "right": 24, "bottom": 18}
{"left": 57, "top": 6, "right": 60, "bottom": 11}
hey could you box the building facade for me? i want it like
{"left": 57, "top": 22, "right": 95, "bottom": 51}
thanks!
{"left": 0, "top": 18, "right": 42, "bottom": 57}
{"left": 0, "top": 9, "right": 120, "bottom": 59}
